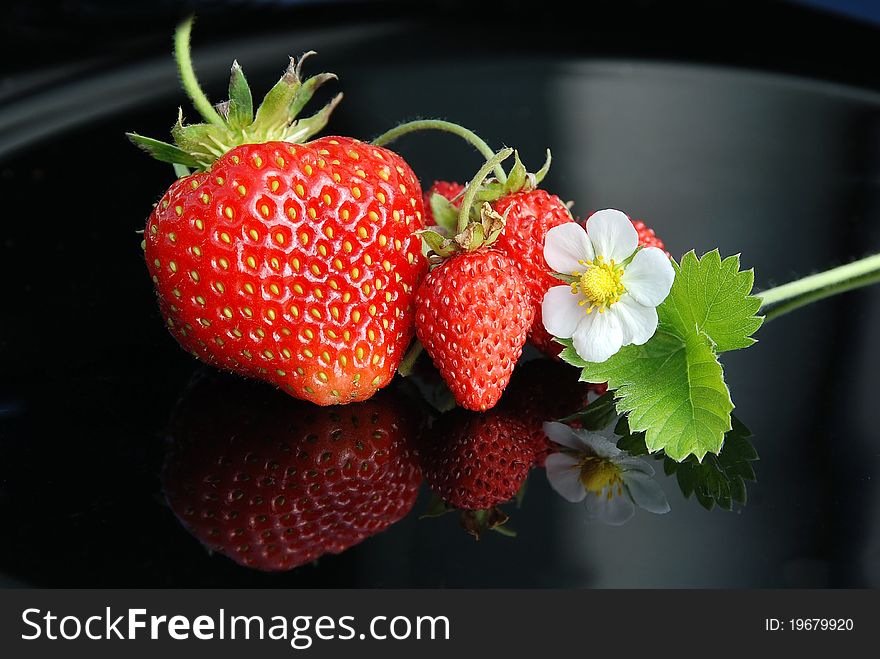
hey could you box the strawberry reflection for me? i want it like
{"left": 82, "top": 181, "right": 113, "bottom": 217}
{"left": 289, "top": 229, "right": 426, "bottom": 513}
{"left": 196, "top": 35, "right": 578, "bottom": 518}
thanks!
{"left": 410, "top": 357, "right": 609, "bottom": 537}
{"left": 421, "top": 409, "right": 533, "bottom": 509}
{"left": 418, "top": 409, "right": 532, "bottom": 538}
{"left": 162, "top": 373, "right": 423, "bottom": 572}
{"left": 498, "top": 358, "right": 606, "bottom": 466}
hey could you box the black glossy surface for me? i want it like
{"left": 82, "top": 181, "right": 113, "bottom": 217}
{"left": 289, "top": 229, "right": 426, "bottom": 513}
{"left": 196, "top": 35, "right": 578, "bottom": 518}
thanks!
{"left": 1, "top": 6, "right": 879, "bottom": 587}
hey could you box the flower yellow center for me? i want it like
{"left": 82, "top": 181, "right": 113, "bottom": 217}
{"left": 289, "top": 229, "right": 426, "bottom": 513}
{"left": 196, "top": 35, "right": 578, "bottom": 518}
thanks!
{"left": 578, "top": 456, "right": 624, "bottom": 499}
{"left": 571, "top": 257, "right": 626, "bottom": 313}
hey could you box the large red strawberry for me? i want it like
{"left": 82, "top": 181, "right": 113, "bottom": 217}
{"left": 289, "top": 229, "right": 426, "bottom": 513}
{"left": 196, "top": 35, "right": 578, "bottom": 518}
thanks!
{"left": 130, "top": 19, "right": 427, "bottom": 405}
{"left": 420, "top": 409, "right": 532, "bottom": 511}
{"left": 162, "top": 372, "right": 423, "bottom": 572}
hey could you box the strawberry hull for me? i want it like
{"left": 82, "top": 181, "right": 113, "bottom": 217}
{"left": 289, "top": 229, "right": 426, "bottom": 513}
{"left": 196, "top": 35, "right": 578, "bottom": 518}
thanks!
{"left": 145, "top": 137, "right": 428, "bottom": 406}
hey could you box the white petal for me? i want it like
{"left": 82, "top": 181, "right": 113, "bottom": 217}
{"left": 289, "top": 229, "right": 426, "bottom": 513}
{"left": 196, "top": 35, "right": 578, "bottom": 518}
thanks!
{"left": 579, "top": 433, "right": 622, "bottom": 460}
{"left": 623, "top": 471, "right": 671, "bottom": 514}
{"left": 584, "top": 488, "right": 635, "bottom": 525}
{"left": 616, "top": 456, "right": 655, "bottom": 477}
{"left": 611, "top": 296, "right": 659, "bottom": 346}
{"left": 542, "top": 286, "right": 586, "bottom": 339}
{"left": 545, "top": 453, "right": 586, "bottom": 503}
{"left": 585, "top": 209, "right": 638, "bottom": 263}
{"left": 543, "top": 223, "right": 594, "bottom": 274}
{"left": 621, "top": 247, "right": 675, "bottom": 307}
{"left": 571, "top": 310, "right": 624, "bottom": 363}
{"left": 542, "top": 421, "right": 591, "bottom": 451}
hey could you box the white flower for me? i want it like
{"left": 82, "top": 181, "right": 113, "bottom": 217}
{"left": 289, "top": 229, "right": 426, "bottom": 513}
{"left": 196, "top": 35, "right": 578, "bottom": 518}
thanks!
{"left": 541, "top": 209, "right": 675, "bottom": 363}
{"left": 543, "top": 422, "right": 670, "bottom": 525}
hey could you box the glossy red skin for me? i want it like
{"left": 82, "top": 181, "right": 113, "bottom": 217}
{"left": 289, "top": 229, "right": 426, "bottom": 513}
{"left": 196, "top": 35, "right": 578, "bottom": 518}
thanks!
{"left": 162, "top": 375, "right": 423, "bottom": 572}
{"left": 145, "top": 137, "right": 428, "bottom": 406}
{"left": 499, "top": 359, "right": 606, "bottom": 466}
{"left": 415, "top": 250, "right": 534, "bottom": 411}
{"left": 423, "top": 183, "right": 573, "bottom": 357}
{"left": 421, "top": 410, "right": 533, "bottom": 510}
{"left": 492, "top": 189, "right": 574, "bottom": 358}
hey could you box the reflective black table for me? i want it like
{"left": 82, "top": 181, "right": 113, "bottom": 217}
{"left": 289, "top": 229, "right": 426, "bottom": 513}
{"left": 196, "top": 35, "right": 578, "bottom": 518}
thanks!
{"left": 1, "top": 3, "right": 879, "bottom": 587}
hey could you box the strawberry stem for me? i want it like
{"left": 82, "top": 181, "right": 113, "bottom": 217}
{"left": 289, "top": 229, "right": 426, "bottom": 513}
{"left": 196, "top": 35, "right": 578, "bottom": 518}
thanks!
{"left": 457, "top": 148, "right": 513, "bottom": 233}
{"left": 174, "top": 15, "right": 226, "bottom": 128}
{"left": 760, "top": 252, "right": 880, "bottom": 321}
{"left": 397, "top": 341, "right": 424, "bottom": 377}
{"left": 372, "top": 120, "right": 508, "bottom": 184}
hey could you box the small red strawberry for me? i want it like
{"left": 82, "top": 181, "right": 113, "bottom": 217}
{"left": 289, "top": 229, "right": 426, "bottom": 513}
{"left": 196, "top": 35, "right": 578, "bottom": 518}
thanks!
{"left": 130, "top": 19, "right": 427, "bottom": 405}
{"left": 415, "top": 238, "right": 534, "bottom": 411}
{"left": 420, "top": 409, "right": 532, "bottom": 511}
{"left": 499, "top": 359, "right": 605, "bottom": 466}
{"left": 162, "top": 373, "right": 423, "bottom": 572}
{"left": 418, "top": 156, "right": 574, "bottom": 359}
{"left": 414, "top": 150, "right": 535, "bottom": 411}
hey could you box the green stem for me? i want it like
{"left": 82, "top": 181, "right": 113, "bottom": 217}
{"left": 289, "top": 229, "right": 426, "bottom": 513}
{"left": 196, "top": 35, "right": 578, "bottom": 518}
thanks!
{"left": 397, "top": 341, "right": 424, "bottom": 377}
{"left": 372, "top": 120, "right": 507, "bottom": 183}
{"left": 174, "top": 16, "right": 225, "bottom": 128}
{"left": 457, "top": 148, "right": 513, "bottom": 233}
{"left": 759, "top": 252, "right": 880, "bottom": 320}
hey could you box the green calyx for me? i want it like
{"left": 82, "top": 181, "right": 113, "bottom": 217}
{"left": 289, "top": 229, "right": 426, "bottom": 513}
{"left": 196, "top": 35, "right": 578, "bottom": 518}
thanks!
{"left": 420, "top": 201, "right": 508, "bottom": 257}
{"left": 420, "top": 495, "right": 515, "bottom": 540}
{"left": 460, "top": 507, "right": 516, "bottom": 540}
{"left": 372, "top": 119, "right": 555, "bottom": 259}
{"left": 127, "top": 16, "right": 342, "bottom": 172}
{"left": 474, "top": 147, "right": 553, "bottom": 204}
{"left": 420, "top": 147, "right": 553, "bottom": 259}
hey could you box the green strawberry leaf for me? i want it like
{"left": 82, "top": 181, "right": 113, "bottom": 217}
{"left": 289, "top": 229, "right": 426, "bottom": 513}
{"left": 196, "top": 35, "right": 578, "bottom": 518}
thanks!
{"left": 662, "top": 250, "right": 763, "bottom": 352}
{"left": 419, "top": 228, "right": 457, "bottom": 258}
{"left": 505, "top": 150, "right": 528, "bottom": 194}
{"left": 557, "top": 391, "right": 617, "bottom": 431}
{"left": 614, "top": 416, "right": 649, "bottom": 456}
{"left": 576, "top": 330, "right": 733, "bottom": 462}
{"left": 615, "top": 415, "right": 758, "bottom": 511}
{"left": 558, "top": 250, "right": 762, "bottom": 462}
{"left": 662, "top": 416, "right": 757, "bottom": 511}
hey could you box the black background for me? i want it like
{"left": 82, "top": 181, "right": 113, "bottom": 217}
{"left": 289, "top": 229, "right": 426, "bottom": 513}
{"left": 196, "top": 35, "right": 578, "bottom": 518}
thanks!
{"left": 0, "top": 0, "right": 879, "bottom": 587}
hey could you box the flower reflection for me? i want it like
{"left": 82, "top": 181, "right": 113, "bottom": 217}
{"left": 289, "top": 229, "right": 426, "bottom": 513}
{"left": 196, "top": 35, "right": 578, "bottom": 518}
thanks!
{"left": 162, "top": 373, "right": 423, "bottom": 571}
{"left": 543, "top": 421, "right": 669, "bottom": 525}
